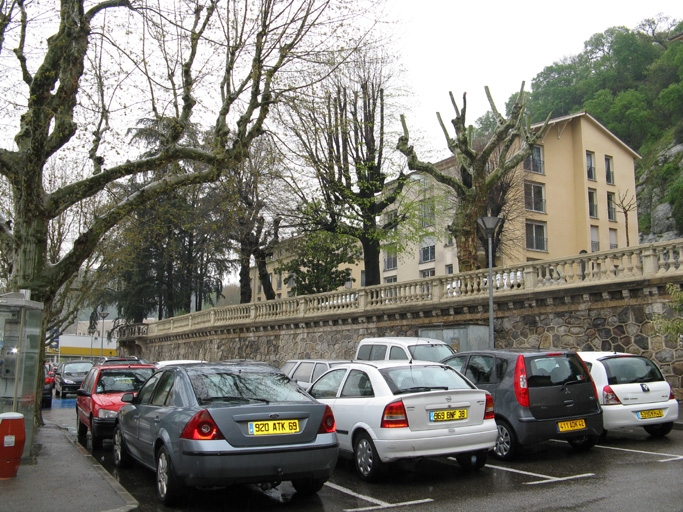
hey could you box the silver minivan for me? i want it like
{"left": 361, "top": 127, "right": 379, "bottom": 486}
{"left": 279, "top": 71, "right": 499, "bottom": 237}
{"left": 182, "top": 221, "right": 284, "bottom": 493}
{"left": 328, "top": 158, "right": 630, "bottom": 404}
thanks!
{"left": 355, "top": 337, "right": 455, "bottom": 362}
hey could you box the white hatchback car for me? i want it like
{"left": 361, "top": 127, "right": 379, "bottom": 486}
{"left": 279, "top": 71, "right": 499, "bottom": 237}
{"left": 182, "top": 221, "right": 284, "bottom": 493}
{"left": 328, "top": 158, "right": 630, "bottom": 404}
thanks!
{"left": 307, "top": 360, "right": 497, "bottom": 481}
{"left": 578, "top": 351, "right": 679, "bottom": 438}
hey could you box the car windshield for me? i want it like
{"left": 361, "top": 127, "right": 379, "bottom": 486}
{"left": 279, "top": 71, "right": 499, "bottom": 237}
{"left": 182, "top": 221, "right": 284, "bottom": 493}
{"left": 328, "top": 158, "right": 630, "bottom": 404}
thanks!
{"left": 64, "top": 362, "right": 93, "bottom": 373}
{"left": 96, "top": 368, "right": 155, "bottom": 393}
{"left": 381, "top": 365, "right": 474, "bottom": 394}
{"left": 408, "top": 344, "right": 455, "bottom": 362}
{"left": 601, "top": 356, "right": 664, "bottom": 385}
{"left": 189, "top": 369, "right": 309, "bottom": 404}
{"left": 526, "top": 354, "right": 590, "bottom": 388}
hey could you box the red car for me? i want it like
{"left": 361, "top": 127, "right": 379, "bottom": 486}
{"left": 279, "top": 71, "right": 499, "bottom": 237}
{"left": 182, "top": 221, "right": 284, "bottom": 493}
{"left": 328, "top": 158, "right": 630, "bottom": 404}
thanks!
{"left": 76, "top": 362, "right": 156, "bottom": 449}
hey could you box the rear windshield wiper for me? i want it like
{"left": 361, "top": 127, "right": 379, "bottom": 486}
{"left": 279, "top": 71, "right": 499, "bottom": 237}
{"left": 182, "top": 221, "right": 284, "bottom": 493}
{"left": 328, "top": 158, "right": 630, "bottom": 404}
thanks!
{"left": 561, "top": 379, "right": 583, "bottom": 391}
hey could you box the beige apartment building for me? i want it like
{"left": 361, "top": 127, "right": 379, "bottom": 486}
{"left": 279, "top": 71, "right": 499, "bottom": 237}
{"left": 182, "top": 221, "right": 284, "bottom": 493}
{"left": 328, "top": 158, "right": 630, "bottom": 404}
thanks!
{"left": 250, "top": 111, "right": 640, "bottom": 300}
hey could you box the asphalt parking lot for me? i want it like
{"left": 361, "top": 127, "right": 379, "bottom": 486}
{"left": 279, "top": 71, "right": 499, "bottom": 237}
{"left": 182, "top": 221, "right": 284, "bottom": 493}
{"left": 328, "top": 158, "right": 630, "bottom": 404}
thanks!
{"left": 44, "top": 399, "right": 683, "bottom": 512}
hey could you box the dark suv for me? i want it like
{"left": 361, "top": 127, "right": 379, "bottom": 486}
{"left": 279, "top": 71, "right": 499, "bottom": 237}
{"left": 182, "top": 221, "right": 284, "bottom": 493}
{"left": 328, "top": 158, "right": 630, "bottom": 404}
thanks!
{"left": 55, "top": 360, "right": 94, "bottom": 398}
{"left": 442, "top": 349, "right": 603, "bottom": 460}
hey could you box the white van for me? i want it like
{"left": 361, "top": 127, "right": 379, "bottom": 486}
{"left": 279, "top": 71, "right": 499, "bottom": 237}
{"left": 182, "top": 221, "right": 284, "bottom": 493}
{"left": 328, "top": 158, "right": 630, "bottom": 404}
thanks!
{"left": 355, "top": 337, "right": 455, "bottom": 362}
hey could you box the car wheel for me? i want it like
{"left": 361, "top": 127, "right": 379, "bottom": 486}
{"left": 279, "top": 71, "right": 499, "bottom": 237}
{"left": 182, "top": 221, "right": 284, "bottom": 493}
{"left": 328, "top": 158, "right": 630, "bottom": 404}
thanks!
{"left": 91, "top": 424, "right": 104, "bottom": 451}
{"left": 113, "top": 424, "right": 133, "bottom": 468}
{"left": 644, "top": 422, "right": 673, "bottom": 438}
{"left": 156, "top": 445, "right": 183, "bottom": 506}
{"left": 353, "top": 431, "right": 386, "bottom": 482}
{"left": 456, "top": 450, "right": 488, "bottom": 470}
{"left": 77, "top": 416, "right": 88, "bottom": 440}
{"left": 291, "top": 477, "right": 327, "bottom": 495}
{"left": 567, "top": 434, "right": 599, "bottom": 451}
{"left": 493, "top": 420, "right": 517, "bottom": 461}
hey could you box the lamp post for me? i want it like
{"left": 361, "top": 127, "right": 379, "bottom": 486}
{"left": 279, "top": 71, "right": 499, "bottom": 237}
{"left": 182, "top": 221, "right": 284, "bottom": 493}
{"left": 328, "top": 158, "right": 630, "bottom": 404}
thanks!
{"left": 99, "top": 311, "right": 109, "bottom": 358}
{"left": 88, "top": 327, "right": 96, "bottom": 359}
{"left": 477, "top": 216, "right": 502, "bottom": 349}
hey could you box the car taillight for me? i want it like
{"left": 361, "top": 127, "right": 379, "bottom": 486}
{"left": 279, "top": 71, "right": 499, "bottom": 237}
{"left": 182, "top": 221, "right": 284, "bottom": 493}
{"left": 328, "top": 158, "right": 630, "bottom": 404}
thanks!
{"left": 318, "top": 405, "right": 336, "bottom": 434}
{"left": 180, "top": 410, "right": 225, "bottom": 440}
{"left": 668, "top": 384, "right": 675, "bottom": 400}
{"left": 381, "top": 400, "right": 409, "bottom": 428}
{"left": 484, "top": 393, "right": 495, "bottom": 420}
{"left": 513, "top": 355, "right": 529, "bottom": 407}
{"left": 603, "top": 385, "right": 621, "bottom": 405}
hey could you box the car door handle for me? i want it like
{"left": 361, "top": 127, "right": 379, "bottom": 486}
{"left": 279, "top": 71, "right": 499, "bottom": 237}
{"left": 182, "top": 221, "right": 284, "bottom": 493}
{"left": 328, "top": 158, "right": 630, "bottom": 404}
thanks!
{"left": 564, "top": 400, "right": 574, "bottom": 406}
{"left": 154, "top": 416, "right": 160, "bottom": 423}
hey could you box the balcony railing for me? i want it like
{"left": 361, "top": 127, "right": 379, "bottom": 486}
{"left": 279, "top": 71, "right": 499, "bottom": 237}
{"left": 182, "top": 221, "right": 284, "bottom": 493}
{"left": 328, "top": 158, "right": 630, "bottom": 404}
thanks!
{"left": 117, "top": 240, "right": 683, "bottom": 339}
{"left": 525, "top": 196, "right": 546, "bottom": 212}
{"left": 526, "top": 235, "right": 547, "bottom": 251}
{"left": 587, "top": 166, "right": 596, "bottom": 180}
{"left": 608, "top": 207, "right": 616, "bottom": 221}
{"left": 589, "top": 203, "right": 598, "bottom": 217}
{"left": 523, "top": 156, "right": 545, "bottom": 174}
{"left": 606, "top": 170, "right": 615, "bottom": 184}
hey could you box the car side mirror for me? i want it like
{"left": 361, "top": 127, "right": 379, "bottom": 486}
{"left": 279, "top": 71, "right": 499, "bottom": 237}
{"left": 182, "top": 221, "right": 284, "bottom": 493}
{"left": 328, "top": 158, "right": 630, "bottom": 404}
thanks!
{"left": 121, "top": 392, "right": 134, "bottom": 403}
{"left": 76, "top": 389, "right": 90, "bottom": 397}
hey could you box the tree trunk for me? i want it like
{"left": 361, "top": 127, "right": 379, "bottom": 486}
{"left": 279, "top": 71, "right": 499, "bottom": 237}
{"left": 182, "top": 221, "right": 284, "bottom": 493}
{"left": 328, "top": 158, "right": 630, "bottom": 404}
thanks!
{"left": 255, "top": 250, "right": 276, "bottom": 300}
{"left": 239, "top": 244, "right": 252, "bottom": 304}
{"left": 361, "top": 237, "right": 381, "bottom": 286}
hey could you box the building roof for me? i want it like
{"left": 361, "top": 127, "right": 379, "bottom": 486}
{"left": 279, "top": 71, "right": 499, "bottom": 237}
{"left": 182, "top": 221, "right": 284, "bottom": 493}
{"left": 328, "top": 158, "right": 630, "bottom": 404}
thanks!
{"left": 532, "top": 111, "right": 641, "bottom": 160}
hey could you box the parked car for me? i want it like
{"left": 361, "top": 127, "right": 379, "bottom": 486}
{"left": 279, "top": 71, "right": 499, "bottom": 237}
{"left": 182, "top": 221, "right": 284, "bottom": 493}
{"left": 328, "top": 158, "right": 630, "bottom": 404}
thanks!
{"left": 95, "top": 356, "right": 151, "bottom": 365}
{"left": 154, "top": 359, "right": 206, "bottom": 368}
{"left": 54, "top": 360, "right": 94, "bottom": 398}
{"left": 578, "top": 351, "right": 679, "bottom": 438}
{"left": 355, "top": 337, "right": 455, "bottom": 362}
{"left": 442, "top": 349, "right": 603, "bottom": 460}
{"left": 113, "top": 361, "right": 338, "bottom": 505}
{"left": 76, "top": 362, "right": 157, "bottom": 449}
{"left": 307, "top": 360, "right": 497, "bottom": 481}
{"left": 281, "top": 359, "right": 352, "bottom": 389}
{"left": 42, "top": 364, "right": 53, "bottom": 409}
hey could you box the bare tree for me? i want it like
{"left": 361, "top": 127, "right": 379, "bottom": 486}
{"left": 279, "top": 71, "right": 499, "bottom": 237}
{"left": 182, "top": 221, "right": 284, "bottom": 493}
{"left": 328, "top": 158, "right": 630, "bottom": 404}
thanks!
{"left": 397, "top": 84, "right": 550, "bottom": 269}
{"left": 0, "top": 0, "right": 363, "bottom": 424}
{"left": 616, "top": 190, "right": 637, "bottom": 246}
{"left": 278, "top": 50, "right": 409, "bottom": 286}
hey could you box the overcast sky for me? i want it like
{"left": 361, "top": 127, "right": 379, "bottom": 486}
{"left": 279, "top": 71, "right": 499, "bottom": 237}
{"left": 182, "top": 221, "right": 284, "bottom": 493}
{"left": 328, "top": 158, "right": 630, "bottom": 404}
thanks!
{"left": 389, "top": 1, "right": 681, "bottom": 158}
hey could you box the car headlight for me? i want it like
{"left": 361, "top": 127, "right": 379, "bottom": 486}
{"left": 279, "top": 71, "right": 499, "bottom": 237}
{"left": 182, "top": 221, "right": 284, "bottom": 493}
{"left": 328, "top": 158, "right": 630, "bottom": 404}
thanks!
{"left": 63, "top": 379, "right": 76, "bottom": 384}
{"left": 98, "top": 409, "right": 118, "bottom": 419}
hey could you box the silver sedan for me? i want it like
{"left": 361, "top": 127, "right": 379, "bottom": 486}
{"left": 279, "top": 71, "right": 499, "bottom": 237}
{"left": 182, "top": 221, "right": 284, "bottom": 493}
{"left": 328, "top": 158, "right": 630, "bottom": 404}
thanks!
{"left": 113, "top": 362, "right": 338, "bottom": 505}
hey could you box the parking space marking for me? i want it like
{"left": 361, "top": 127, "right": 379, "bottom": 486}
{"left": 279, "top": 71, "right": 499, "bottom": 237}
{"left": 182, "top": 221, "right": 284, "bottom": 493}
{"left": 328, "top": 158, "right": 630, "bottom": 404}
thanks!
{"left": 594, "top": 444, "right": 683, "bottom": 462}
{"left": 325, "top": 482, "right": 434, "bottom": 511}
{"left": 485, "top": 463, "right": 595, "bottom": 485}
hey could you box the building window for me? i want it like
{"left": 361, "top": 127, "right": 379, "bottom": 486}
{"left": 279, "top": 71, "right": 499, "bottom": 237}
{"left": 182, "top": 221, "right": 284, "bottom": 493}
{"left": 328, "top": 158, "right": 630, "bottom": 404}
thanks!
{"left": 445, "top": 264, "right": 453, "bottom": 274}
{"left": 420, "top": 238, "right": 436, "bottom": 263}
{"left": 524, "top": 182, "right": 545, "bottom": 212}
{"left": 609, "top": 228, "right": 618, "bottom": 249}
{"left": 287, "top": 274, "right": 295, "bottom": 287}
{"left": 385, "top": 276, "right": 397, "bottom": 284}
{"left": 607, "top": 192, "right": 616, "bottom": 221}
{"left": 420, "top": 200, "right": 435, "bottom": 227}
{"left": 361, "top": 271, "right": 366, "bottom": 287}
{"left": 523, "top": 145, "right": 544, "bottom": 174}
{"left": 588, "top": 189, "right": 598, "bottom": 218}
{"left": 526, "top": 221, "right": 547, "bottom": 251}
{"left": 591, "top": 226, "right": 600, "bottom": 252}
{"left": 421, "top": 269, "right": 435, "bottom": 278}
{"left": 586, "top": 151, "right": 596, "bottom": 181}
{"left": 444, "top": 230, "right": 454, "bottom": 246}
{"left": 385, "top": 210, "right": 398, "bottom": 231}
{"left": 605, "top": 155, "right": 614, "bottom": 184}
{"left": 276, "top": 273, "right": 282, "bottom": 290}
{"left": 384, "top": 245, "right": 398, "bottom": 271}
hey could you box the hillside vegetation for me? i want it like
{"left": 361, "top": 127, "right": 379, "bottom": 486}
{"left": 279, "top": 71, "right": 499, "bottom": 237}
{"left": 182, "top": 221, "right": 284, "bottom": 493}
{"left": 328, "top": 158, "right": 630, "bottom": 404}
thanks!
{"left": 522, "top": 16, "right": 683, "bottom": 240}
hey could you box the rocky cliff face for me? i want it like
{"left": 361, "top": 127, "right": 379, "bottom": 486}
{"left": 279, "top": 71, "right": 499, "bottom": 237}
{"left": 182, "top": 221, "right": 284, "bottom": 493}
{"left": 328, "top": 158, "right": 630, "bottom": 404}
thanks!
{"left": 637, "top": 143, "right": 683, "bottom": 244}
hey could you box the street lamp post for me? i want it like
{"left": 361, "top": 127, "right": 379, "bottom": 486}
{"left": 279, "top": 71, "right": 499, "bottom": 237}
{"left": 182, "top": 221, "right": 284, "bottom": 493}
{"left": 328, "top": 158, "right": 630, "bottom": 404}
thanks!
{"left": 99, "top": 311, "right": 109, "bottom": 358}
{"left": 477, "top": 216, "right": 502, "bottom": 349}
